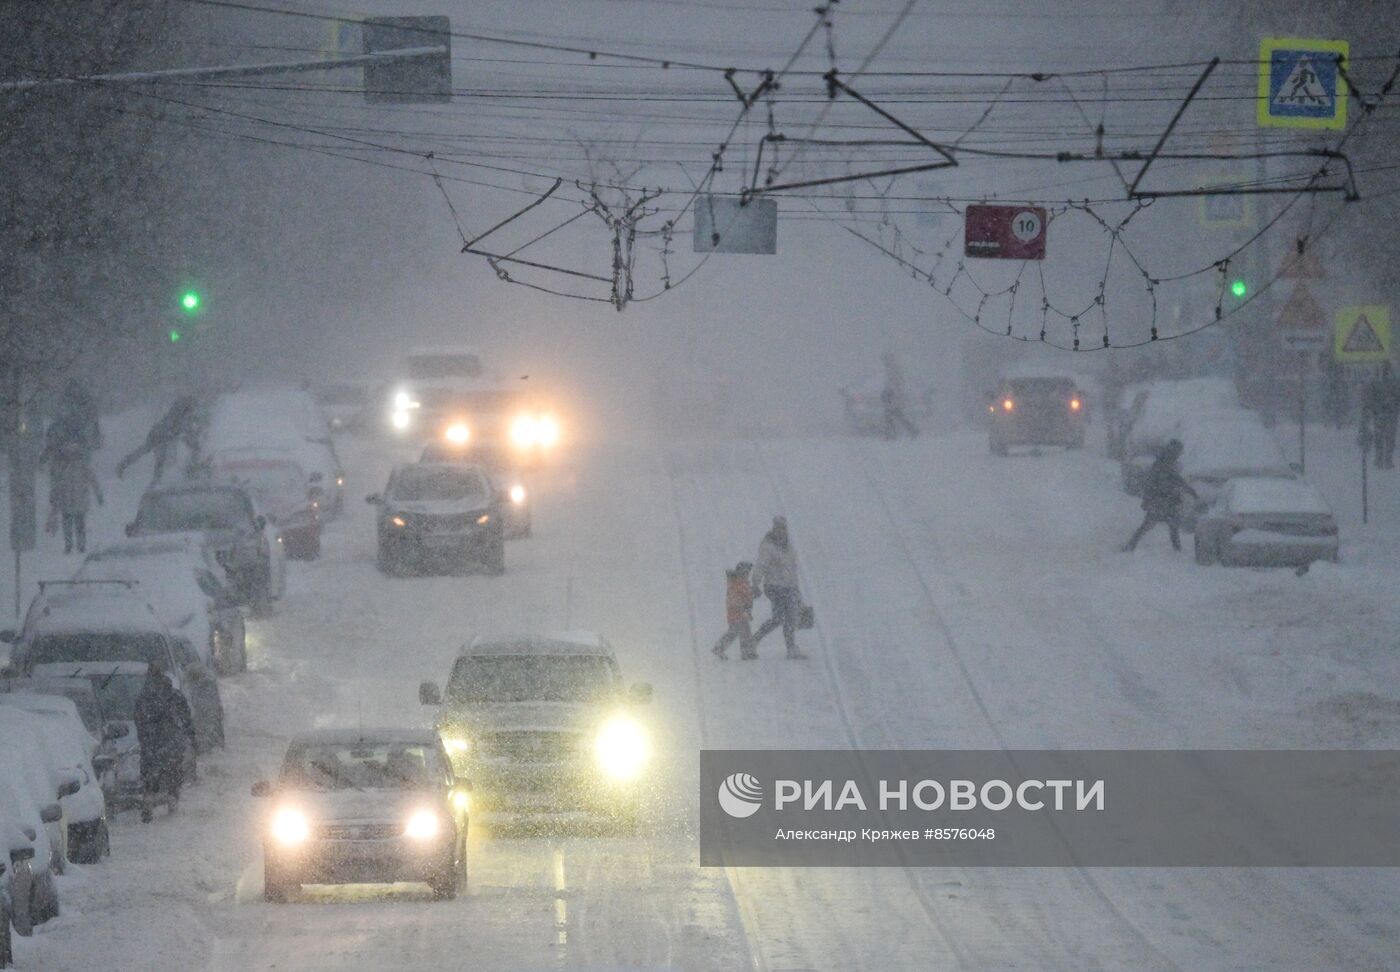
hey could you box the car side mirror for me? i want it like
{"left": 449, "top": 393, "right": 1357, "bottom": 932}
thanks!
{"left": 419, "top": 681, "right": 442, "bottom": 706}
{"left": 40, "top": 803, "right": 63, "bottom": 824}
{"left": 125, "top": 523, "right": 137, "bottom": 537}
{"left": 9, "top": 846, "right": 33, "bottom": 865}
{"left": 250, "top": 780, "right": 273, "bottom": 798}
{"left": 102, "top": 721, "right": 129, "bottom": 741}
{"left": 366, "top": 493, "right": 382, "bottom": 505}
{"left": 628, "top": 682, "right": 653, "bottom": 705}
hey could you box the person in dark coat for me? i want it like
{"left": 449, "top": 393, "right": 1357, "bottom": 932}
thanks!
{"left": 1124, "top": 439, "right": 1198, "bottom": 552}
{"left": 751, "top": 516, "right": 808, "bottom": 659}
{"left": 1361, "top": 362, "right": 1400, "bottom": 469}
{"left": 46, "top": 440, "right": 102, "bottom": 554}
{"left": 134, "top": 666, "right": 196, "bottom": 822}
{"left": 58, "top": 379, "right": 102, "bottom": 454}
{"left": 116, "top": 395, "right": 198, "bottom": 486}
{"left": 712, "top": 561, "right": 755, "bottom": 660}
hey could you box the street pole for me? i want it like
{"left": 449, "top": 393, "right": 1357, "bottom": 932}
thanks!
{"left": 1360, "top": 422, "right": 1371, "bottom": 524}
{"left": 1298, "top": 350, "right": 1307, "bottom": 474}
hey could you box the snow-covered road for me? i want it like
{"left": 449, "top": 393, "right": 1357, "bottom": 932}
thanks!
{"left": 11, "top": 421, "right": 1400, "bottom": 970}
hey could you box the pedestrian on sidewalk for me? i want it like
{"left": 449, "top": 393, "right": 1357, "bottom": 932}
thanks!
{"left": 134, "top": 664, "right": 196, "bottom": 823}
{"left": 116, "top": 394, "right": 199, "bottom": 486}
{"left": 712, "top": 561, "right": 756, "bottom": 660}
{"left": 751, "top": 516, "right": 808, "bottom": 659}
{"left": 46, "top": 439, "right": 102, "bottom": 555}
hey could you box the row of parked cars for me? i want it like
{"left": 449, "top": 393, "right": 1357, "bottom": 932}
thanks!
{"left": 0, "top": 386, "right": 348, "bottom": 959}
{"left": 1107, "top": 376, "right": 1340, "bottom": 568}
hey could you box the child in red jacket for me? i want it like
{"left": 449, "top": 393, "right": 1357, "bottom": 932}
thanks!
{"left": 712, "top": 561, "right": 755, "bottom": 660}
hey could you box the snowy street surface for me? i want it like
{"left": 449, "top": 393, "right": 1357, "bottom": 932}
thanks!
{"left": 7, "top": 414, "right": 1400, "bottom": 971}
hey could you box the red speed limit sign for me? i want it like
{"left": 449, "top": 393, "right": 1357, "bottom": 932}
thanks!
{"left": 964, "top": 204, "right": 1047, "bottom": 260}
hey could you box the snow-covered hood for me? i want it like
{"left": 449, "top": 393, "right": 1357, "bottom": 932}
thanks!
{"left": 440, "top": 700, "right": 602, "bottom": 735}
{"left": 275, "top": 787, "right": 444, "bottom": 823}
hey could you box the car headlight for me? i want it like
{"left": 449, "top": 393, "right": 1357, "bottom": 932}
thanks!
{"left": 451, "top": 789, "right": 470, "bottom": 813}
{"left": 445, "top": 422, "right": 470, "bottom": 445}
{"left": 511, "top": 414, "right": 540, "bottom": 448}
{"left": 594, "top": 716, "right": 650, "bottom": 781}
{"left": 393, "top": 390, "right": 413, "bottom": 409}
{"left": 391, "top": 515, "right": 407, "bottom": 527}
{"left": 442, "top": 736, "right": 470, "bottom": 755}
{"left": 271, "top": 807, "right": 310, "bottom": 844}
{"left": 391, "top": 410, "right": 412, "bottom": 430}
{"left": 538, "top": 415, "right": 560, "bottom": 448}
{"left": 508, "top": 484, "right": 526, "bottom": 505}
{"left": 404, "top": 809, "right": 441, "bottom": 840}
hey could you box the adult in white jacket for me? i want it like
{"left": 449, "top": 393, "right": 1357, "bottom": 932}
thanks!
{"left": 751, "top": 516, "right": 807, "bottom": 659}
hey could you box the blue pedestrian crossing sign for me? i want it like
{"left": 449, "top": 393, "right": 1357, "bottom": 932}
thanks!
{"left": 1258, "top": 37, "right": 1348, "bottom": 130}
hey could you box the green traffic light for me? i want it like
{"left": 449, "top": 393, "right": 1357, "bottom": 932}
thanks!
{"left": 180, "top": 290, "right": 201, "bottom": 313}
{"left": 1230, "top": 279, "right": 1248, "bottom": 299}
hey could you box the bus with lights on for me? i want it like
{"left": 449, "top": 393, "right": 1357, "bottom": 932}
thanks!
{"left": 386, "top": 348, "right": 561, "bottom": 465}
{"left": 986, "top": 371, "right": 1087, "bottom": 455}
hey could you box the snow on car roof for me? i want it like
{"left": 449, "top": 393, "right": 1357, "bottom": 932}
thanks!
{"left": 462, "top": 634, "right": 613, "bottom": 658}
{"left": 290, "top": 728, "right": 440, "bottom": 746}
{"left": 145, "top": 480, "right": 248, "bottom": 497}
{"left": 1180, "top": 417, "right": 1289, "bottom": 476}
{"left": 34, "top": 661, "right": 150, "bottom": 678}
{"left": 1228, "top": 477, "right": 1331, "bottom": 515}
{"left": 29, "top": 587, "right": 168, "bottom": 635}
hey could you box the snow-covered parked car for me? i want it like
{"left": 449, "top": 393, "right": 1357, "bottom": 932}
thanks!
{"left": 419, "top": 632, "right": 652, "bottom": 827}
{"left": 78, "top": 541, "right": 247, "bottom": 674}
{"left": 1120, "top": 378, "right": 1240, "bottom": 494}
{"left": 209, "top": 448, "right": 323, "bottom": 560}
{"left": 40, "top": 663, "right": 154, "bottom": 813}
{"left": 0, "top": 709, "right": 74, "bottom": 879}
{"left": 0, "top": 701, "right": 107, "bottom": 863}
{"left": 204, "top": 387, "right": 345, "bottom": 516}
{"left": 250, "top": 729, "right": 469, "bottom": 902}
{"left": 2, "top": 582, "right": 223, "bottom": 761}
{"left": 1194, "top": 478, "right": 1339, "bottom": 568}
{"left": 0, "top": 680, "right": 127, "bottom": 803}
{"left": 128, "top": 482, "right": 284, "bottom": 612}
{"left": 369, "top": 463, "right": 506, "bottom": 575}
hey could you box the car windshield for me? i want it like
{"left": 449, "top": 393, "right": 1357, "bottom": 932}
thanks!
{"left": 407, "top": 354, "right": 482, "bottom": 380}
{"left": 222, "top": 464, "right": 305, "bottom": 504}
{"left": 85, "top": 674, "right": 146, "bottom": 721}
{"left": 1007, "top": 377, "right": 1075, "bottom": 398}
{"left": 31, "top": 633, "right": 165, "bottom": 667}
{"left": 447, "top": 653, "right": 617, "bottom": 704}
{"left": 138, "top": 491, "right": 252, "bottom": 532}
{"left": 281, "top": 742, "right": 444, "bottom": 790}
{"left": 391, "top": 467, "right": 488, "bottom": 503}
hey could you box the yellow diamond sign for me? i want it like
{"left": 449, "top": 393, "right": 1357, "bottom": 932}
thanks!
{"left": 1334, "top": 305, "right": 1390, "bottom": 363}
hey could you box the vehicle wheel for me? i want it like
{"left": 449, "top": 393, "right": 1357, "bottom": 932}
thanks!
{"left": 68, "top": 820, "right": 108, "bottom": 865}
{"left": 263, "top": 860, "right": 295, "bottom": 903}
{"left": 989, "top": 437, "right": 1008, "bottom": 457}
{"left": 485, "top": 534, "right": 506, "bottom": 576}
{"left": 11, "top": 884, "right": 32, "bottom": 938}
{"left": 1194, "top": 532, "right": 1216, "bottom": 565}
{"left": 430, "top": 835, "right": 467, "bottom": 900}
{"left": 34, "top": 877, "right": 59, "bottom": 925}
{"left": 0, "top": 896, "right": 11, "bottom": 966}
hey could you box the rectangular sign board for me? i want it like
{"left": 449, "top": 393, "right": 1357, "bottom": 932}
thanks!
{"left": 693, "top": 197, "right": 778, "bottom": 254}
{"left": 1258, "top": 37, "right": 1348, "bottom": 130}
{"left": 964, "top": 204, "right": 1046, "bottom": 260}
{"left": 1277, "top": 284, "right": 1328, "bottom": 352}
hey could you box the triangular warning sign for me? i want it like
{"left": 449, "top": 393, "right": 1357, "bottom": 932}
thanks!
{"left": 1275, "top": 56, "right": 1331, "bottom": 107}
{"left": 1342, "top": 314, "right": 1385, "bottom": 353}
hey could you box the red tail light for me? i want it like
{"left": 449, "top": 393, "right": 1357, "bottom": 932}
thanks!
{"left": 1070, "top": 398, "right": 1081, "bottom": 411}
